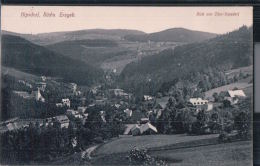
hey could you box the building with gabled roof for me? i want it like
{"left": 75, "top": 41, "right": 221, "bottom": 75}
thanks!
{"left": 225, "top": 90, "right": 246, "bottom": 105}
{"left": 54, "top": 115, "right": 70, "bottom": 128}
{"left": 124, "top": 124, "right": 136, "bottom": 135}
{"left": 227, "top": 90, "right": 246, "bottom": 98}
{"left": 123, "top": 122, "right": 158, "bottom": 136}
{"left": 33, "top": 88, "right": 45, "bottom": 102}
{"left": 140, "top": 122, "right": 158, "bottom": 134}
{"left": 124, "top": 108, "right": 133, "bottom": 117}
{"left": 189, "top": 98, "right": 208, "bottom": 106}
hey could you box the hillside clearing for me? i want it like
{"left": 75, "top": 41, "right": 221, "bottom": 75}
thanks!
{"left": 92, "top": 140, "right": 251, "bottom": 166}
{"left": 151, "top": 141, "right": 252, "bottom": 166}
{"left": 204, "top": 82, "right": 252, "bottom": 99}
{"left": 94, "top": 134, "right": 219, "bottom": 156}
{"left": 2, "top": 66, "right": 40, "bottom": 81}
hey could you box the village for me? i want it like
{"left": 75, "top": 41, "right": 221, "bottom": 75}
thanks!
{"left": 0, "top": 65, "right": 252, "bottom": 140}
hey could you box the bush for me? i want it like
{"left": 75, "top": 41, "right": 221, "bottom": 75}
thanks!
{"left": 127, "top": 147, "right": 167, "bottom": 166}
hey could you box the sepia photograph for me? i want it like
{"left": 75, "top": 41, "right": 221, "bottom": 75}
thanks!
{"left": 1, "top": 6, "right": 253, "bottom": 165}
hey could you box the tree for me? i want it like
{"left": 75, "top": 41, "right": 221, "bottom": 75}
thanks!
{"left": 166, "top": 97, "right": 176, "bottom": 109}
{"left": 223, "top": 99, "right": 231, "bottom": 108}
{"left": 234, "top": 111, "right": 250, "bottom": 139}
{"left": 192, "top": 110, "right": 207, "bottom": 134}
{"left": 213, "top": 92, "right": 219, "bottom": 102}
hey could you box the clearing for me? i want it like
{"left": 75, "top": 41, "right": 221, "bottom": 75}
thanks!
{"left": 93, "top": 134, "right": 219, "bottom": 156}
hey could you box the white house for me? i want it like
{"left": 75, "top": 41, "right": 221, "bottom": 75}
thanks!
{"left": 189, "top": 98, "right": 208, "bottom": 106}
{"left": 140, "top": 122, "right": 158, "bottom": 134}
{"left": 123, "top": 122, "right": 157, "bottom": 136}
{"left": 62, "top": 98, "right": 71, "bottom": 107}
{"left": 124, "top": 124, "right": 136, "bottom": 135}
{"left": 66, "top": 109, "right": 83, "bottom": 119}
{"left": 143, "top": 95, "right": 153, "bottom": 101}
{"left": 33, "top": 88, "right": 45, "bottom": 102}
{"left": 100, "top": 111, "right": 106, "bottom": 123}
{"left": 54, "top": 115, "right": 70, "bottom": 128}
{"left": 124, "top": 109, "right": 133, "bottom": 117}
{"left": 227, "top": 90, "right": 246, "bottom": 98}
{"left": 225, "top": 90, "right": 246, "bottom": 105}
{"left": 41, "top": 76, "right": 47, "bottom": 82}
{"left": 36, "top": 82, "right": 47, "bottom": 92}
{"left": 189, "top": 98, "right": 213, "bottom": 111}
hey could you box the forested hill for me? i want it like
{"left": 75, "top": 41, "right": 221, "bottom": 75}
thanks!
{"left": 124, "top": 28, "right": 217, "bottom": 42}
{"left": 2, "top": 29, "right": 146, "bottom": 45}
{"left": 1, "top": 34, "right": 103, "bottom": 85}
{"left": 119, "top": 26, "right": 253, "bottom": 94}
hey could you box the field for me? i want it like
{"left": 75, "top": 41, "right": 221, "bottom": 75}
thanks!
{"left": 204, "top": 65, "right": 253, "bottom": 99}
{"left": 93, "top": 134, "right": 219, "bottom": 156}
{"left": 151, "top": 141, "right": 252, "bottom": 166}
{"left": 204, "top": 82, "right": 252, "bottom": 99}
{"left": 91, "top": 136, "right": 252, "bottom": 166}
{"left": 2, "top": 66, "right": 40, "bottom": 81}
{"left": 225, "top": 65, "right": 253, "bottom": 79}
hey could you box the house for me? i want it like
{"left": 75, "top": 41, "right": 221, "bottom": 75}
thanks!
{"left": 45, "top": 117, "right": 54, "bottom": 126}
{"left": 124, "top": 109, "right": 133, "bottom": 117}
{"left": 224, "top": 90, "right": 246, "bottom": 105}
{"left": 143, "top": 95, "right": 153, "bottom": 101}
{"left": 124, "top": 124, "right": 136, "bottom": 135}
{"left": 56, "top": 103, "right": 63, "bottom": 107}
{"left": 41, "top": 76, "right": 47, "bottom": 82}
{"left": 54, "top": 115, "right": 70, "bottom": 128}
{"left": 36, "top": 82, "right": 47, "bottom": 91}
{"left": 155, "top": 109, "right": 163, "bottom": 119}
{"left": 189, "top": 98, "right": 213, "bottom": 111}
{"left": 62, "top": 98, "right": 71, "bottom": 107}
{"left": 18, "top": 80, "right": 33, "bottom": 89}
{"left": 66, "top": 109, "right": 83, "bottom": 119}
{"left": 32, "top": 88, "right": 45, "bottom": 102}
{"left": 140, "top": 118, "right": 149, "bottom": 124}
{"left": 124, "top": 122, "right": 158, "bottom": 136}
{"left": 100, "top": 111, "right": 107, "bottom": 123}
{"left": 114, "top": 104, "right": 121, "bottom": 109}
{"left": 77, "top": 106, "right": 87, "bottom": 113}
{"left": 109, "top": 89, "right": 130, "bottom": 98}
{"left": 189, "top": 98, "right": 208, "bottom": 106}
{"left": 80, "top": 97, "right": 87, "bottom": 106}
{"left": 13, "top": 91, "right": 33, "bottom": 99}
{"left": 227, "top": 90, "right": 246, "bottom": 98}
{"left": 56, "top": 98, "right": 71, "bottom": 108}
{"left": 95, "top": 98, "right": 107, "bottom": 105}
{"left": 6, "top": 122, "right": 18, "bottom": 131}
{"left": 13, "top": 89, "right": 45, "bottom": 102}
{"left": 130, "top": 125, "right": 141, "bottom": 136}
{"left": 70, "top": 83, "right": 77, "bottom": 92}
{"left": 140, "top": 122, "right": 158, "bottom": 135}
{"left": 0, "top": 118, "right": 24, "bottom": 133}
{"left": 90, "top": 86, "right": 99, "bottom": 95}
{"left": 130, "top": 110, "right": 147, "bottom": 123}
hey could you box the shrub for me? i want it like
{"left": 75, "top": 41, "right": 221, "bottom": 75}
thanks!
{"left": 127, "top": 147, "right": 167, "bottom": 166}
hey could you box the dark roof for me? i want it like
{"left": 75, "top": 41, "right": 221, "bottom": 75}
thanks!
{"left": 129, "top": 110, "right": 147, "bottom": 123}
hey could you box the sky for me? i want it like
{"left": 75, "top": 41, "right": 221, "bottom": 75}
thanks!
{"left": 1, "top": 6, "right": 253, "bottom": 35}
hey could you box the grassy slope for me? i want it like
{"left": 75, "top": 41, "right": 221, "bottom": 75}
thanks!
{"left": 204, "top": 66, "right": 253, "bottom": 98}
{"left": 204, "top": 83, "right": 252, "bottom": 99}
{"left": 94, "top": 134, "right": 219, "bottom": 156}
{"left": 151, "top": 141, "right": 252, "bottom": 166}
{"left": 2, "top": 34, "right": 103, "bottom": 85}
{"left": 2, "top": 66, "right": 40, "bottom": 82}
{"left": 92, "top": 139, "right": 251, "bottom": 166}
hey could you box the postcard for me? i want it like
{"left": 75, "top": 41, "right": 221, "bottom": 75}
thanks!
{"left": 1, "top": 6, "right": 253, "bottom": 165}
